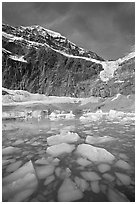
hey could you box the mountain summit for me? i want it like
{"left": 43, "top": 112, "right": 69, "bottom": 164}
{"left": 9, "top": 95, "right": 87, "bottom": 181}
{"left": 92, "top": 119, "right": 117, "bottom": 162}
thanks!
{"left": 2, "top": 23, "right": 135, "bottom": 98}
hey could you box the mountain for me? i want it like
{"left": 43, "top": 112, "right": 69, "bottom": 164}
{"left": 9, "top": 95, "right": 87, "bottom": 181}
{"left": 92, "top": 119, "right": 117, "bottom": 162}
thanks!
{"left": 2, "top": 23, "right": 135, "bottom": 98}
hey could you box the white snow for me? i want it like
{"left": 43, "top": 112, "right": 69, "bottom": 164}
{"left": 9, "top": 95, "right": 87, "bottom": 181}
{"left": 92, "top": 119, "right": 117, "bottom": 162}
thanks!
{"left": 111, "top": 93, "right": 121, "bottom": 101}
{"left": 9, "top": 55, "right": 27, "bottom": 63}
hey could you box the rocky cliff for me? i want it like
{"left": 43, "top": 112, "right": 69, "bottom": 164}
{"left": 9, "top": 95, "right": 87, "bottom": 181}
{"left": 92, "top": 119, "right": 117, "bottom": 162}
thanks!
{"left": 2, "top": 23, "right": 135, "bottom": 98}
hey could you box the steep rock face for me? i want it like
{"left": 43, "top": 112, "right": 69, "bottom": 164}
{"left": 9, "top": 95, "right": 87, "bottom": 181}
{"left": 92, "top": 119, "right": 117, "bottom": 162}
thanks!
{"left": 2, "top": 24, "right": 103, "bottom": 97}
{"left": 2, "top": 23, "right": 135, "bottom": 98}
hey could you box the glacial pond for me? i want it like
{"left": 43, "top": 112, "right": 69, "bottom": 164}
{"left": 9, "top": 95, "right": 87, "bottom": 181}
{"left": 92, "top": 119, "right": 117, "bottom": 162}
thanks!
{"left": 2, "top": 115, "right": 135, "bottom": 202}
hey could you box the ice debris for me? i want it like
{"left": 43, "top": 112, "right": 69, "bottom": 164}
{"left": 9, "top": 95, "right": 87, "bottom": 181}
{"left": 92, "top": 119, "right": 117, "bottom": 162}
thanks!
{"left": 3, "top": 161, "right": 38, "bottom": 202}
{"left": 76, "top": 144, "right": 115, "bottom": 163}
{"left": 46, "top": 143, "right": 75, "bottom": 157}
{"left": 107, "top": 187, "right": 129, "bottom": 202}
{"left": 35, "top": 165, "right": 55, "bottom": 180}
{"left": 115, "top": 172, "right": 131, "bottom": 186}
{"left": 47, "top": 131, "right": 80, "bottom": 146}
{"left": 58, "top": 178, "right": 83, "bottom": 201}
{"left": 86, "top": 135, "right": 116, "bottom": 144}
{"left": 76, "top": 157, "right": 92, "bottom": 166}
{"left": 90, "top": 181, "right": 100, "bottom": 193}
{"left": 74, "top": 176, "right": 89, "bottom": 192}
{"left": 80, "top": 171, "right": 101, "bottom": 181}
{"left": 97, "top": 163, "right": 111, "bottom": 173}
{"left": 114, "top": 159, "right": 131, "bottom": 170}
{"left": 2, "top": 146, "right": 20, "bottom": 155}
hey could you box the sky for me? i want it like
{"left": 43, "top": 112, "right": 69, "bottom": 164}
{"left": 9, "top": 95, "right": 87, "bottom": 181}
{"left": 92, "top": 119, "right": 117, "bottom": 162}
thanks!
{"left": 2, "top": 2, "right": 135, "bottom": 60}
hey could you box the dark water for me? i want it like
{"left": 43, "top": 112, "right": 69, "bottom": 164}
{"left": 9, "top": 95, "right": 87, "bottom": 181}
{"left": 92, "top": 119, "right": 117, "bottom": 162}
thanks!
{"left": 2, "top": 117, "right": 135, "bottom": 202}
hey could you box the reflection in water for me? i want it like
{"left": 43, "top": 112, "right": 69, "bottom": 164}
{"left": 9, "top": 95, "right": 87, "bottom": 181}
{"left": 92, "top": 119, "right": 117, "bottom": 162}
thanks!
{"left": 2, "top": 117, "right": 135, "bottom": 202}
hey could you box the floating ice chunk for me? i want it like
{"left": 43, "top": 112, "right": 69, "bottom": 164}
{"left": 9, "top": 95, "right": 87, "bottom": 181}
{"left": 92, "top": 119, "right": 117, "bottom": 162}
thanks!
{"left": 80, "top": 171, "right": 101, "bottom": 181}
{"left": 3, "top": 161, "right": 35, "bottom": 184}
{"left": 35, "top": 165, "right": 55, "bottom": 180}
{"left": 74, "top": 176, "right": 89, "bottom": 192}
{"left": 35, "top": 158, "right": 51, "bottom": 165}
{"left": 90, "top": 181, "right": 100, "bottom": 193}
{"left": 107, "top": 187, "right": 129, "bottom": 202}
{"left": 3, "top": 172, "right": 38, "bottom": 201}
{"left": 46, "top": 143, "right": 75, "bottom": 157}
{"left": 76, "top": 144, "right": 115, "bottom": 163}
{"left": 44, "top": 175, "right": 55, "bottom": 186}
{"left": 118, "top": 153, "right": 128, "bottom": 160}
{"left": 97, "top": 163, "right": 111, "bottom": 173}
{"left": 55, "top": 167, "right": 61, "bottom": 177}
{"left": 86, "top": 135, "right": 116, "bottom": 144}
{"left": 8, "top": 188, "right": 35, "bottom": 202}
{"left": 2, "top": 146, "right": 20, "bottom": 155}
{"left": 58, "top": 178, "right": 83, "bottom": 201}
{"left": 2, "top": 160, "right": 10, "bottom": 166}
{"left": 108, "top": 110, "right": 125, "bottom": 119}
{"left": 102, "top": 173, "right": 115, "bottom": 182}
{"left": 114, "top": 160, "right": 131, "bottom": 170}
{"left": 13, "top": 139, "right": 24, "bottom": 146}
{"left": 115, "top": 172, "right": 131, "bottom": 186}
{"left": 6, "top": 161, "right": 22, "bottom": 173}
{"left": 76, "top": 157, "right": 92, "bottom": 166}
{"left": 47, "top": 132, "right": 80, "bottom": 146}
{"left": 100, "top": 184, "right": 107, "bottom": 194}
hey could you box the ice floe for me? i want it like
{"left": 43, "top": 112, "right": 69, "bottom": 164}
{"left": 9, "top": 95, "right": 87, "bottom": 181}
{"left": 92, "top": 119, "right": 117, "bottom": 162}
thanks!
{"left": 76, "top": 144, "right": 115, "bottom": 163}
{"left": 74, "top": 176, "right": 89, "bottom": 192}
{"left": 102, "top": 173, "right": 115, "bottom": 182}
{"left": 97, "top": 163, "right": 111, "bottom": 173}
{"left": 6, "top": 161, "right": 22, "bottom": 173}
{"left": 107, "top": 187, "right": 129, "bottom": 202}
{"left": 2, "top": 146, "right": 20, "bottom": 155}
{"left": 47, "top": 131, "right": 80, "bottom": 145}
{"left": 35, "top": 165, "right": 55, "bottom": 179}
{"left": 44, "top": 175, "right": 55, "bottom": 186}
{"left": 58, "top": 178, "right": 83, "bottom": 201}
{"left": 76, "top": 157, "right": 92, "bottom": 166}
{"left": 114, "top": 159, "right": 131, "bottom": 170}
{"left": 115, "top": 172, "right": 131, "bottom": 185}
{"left": 90, "top": 181, "right": 100, "bottom": 193}
{"left": 80, "top": 171, "right": 101, "bottom": 181}
{"left": 3, "top": 161, "right": 38, "bottom": 201}
{"left": 85, "top": 135, "right": 116, "bottom": 144}
{"left": 46, "top": 143, "right": 75, "bottom": 157}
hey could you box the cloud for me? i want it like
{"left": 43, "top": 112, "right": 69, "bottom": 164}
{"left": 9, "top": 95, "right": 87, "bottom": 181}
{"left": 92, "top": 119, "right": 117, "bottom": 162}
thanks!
{"left": 2, "top": 2, "right": 135, "bottom": 60}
